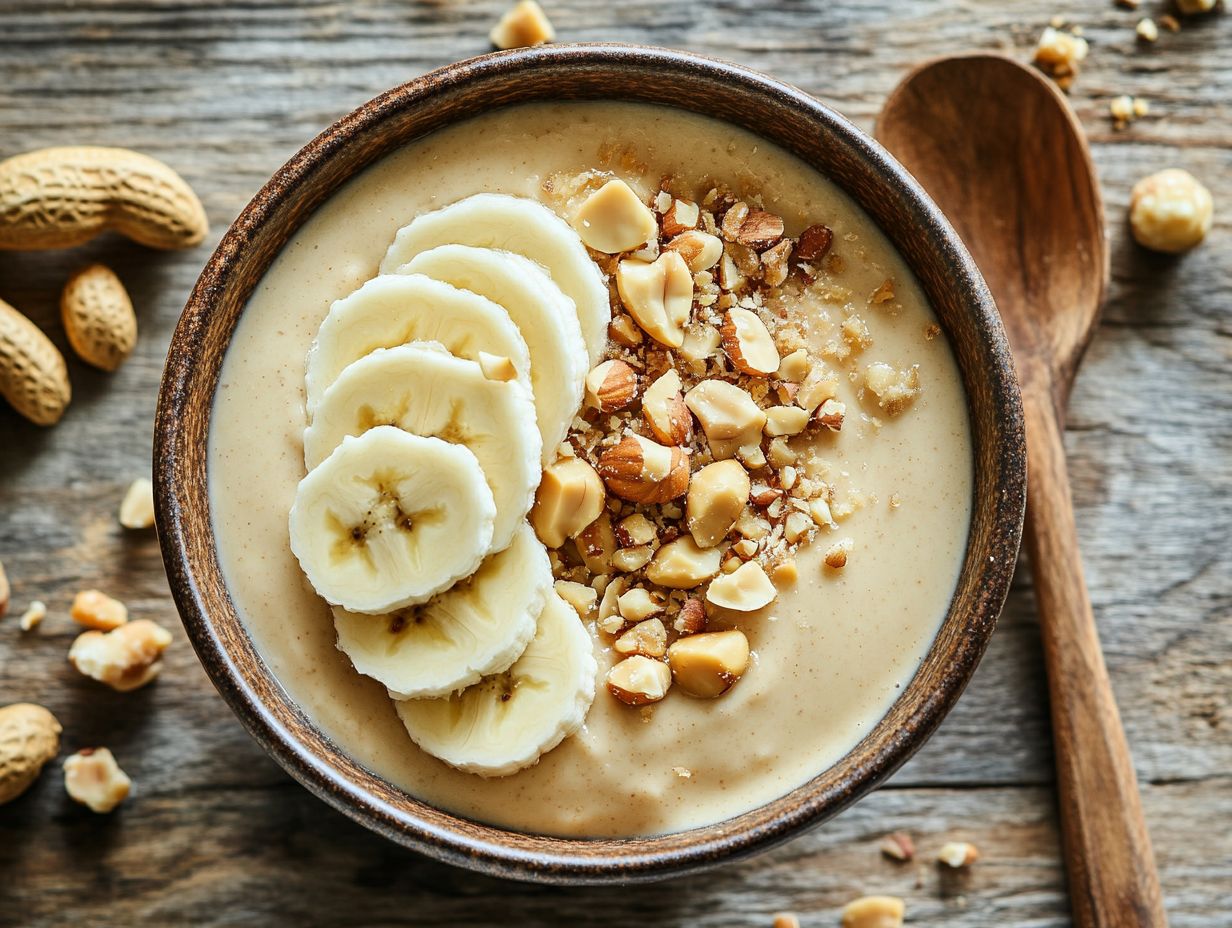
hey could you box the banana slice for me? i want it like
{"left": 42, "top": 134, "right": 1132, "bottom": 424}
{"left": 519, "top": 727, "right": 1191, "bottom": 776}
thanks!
{"left": 304, "top": 274, "right": 531, "bottom": 418}
{"left": 289, "top": 426, "right": 496, "bottom": 615}
{"left": 333, "top": 522, "right": 549, "bottom": 699}
{"left": 304, "top": 343, "right": 541, "bottom": 555}
{"left": 398, "top": 245, "right": 587, "bottom": 458}
{"left": 380, "top": 193, "right": 610, "bottom": 365}
{"left": 395, "top": 590, "right": 597, "bottom": 777}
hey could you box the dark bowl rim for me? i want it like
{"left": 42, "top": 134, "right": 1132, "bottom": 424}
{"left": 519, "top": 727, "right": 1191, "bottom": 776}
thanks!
{"left": 154, "top": 42, "right": 1025, "bottom": 885}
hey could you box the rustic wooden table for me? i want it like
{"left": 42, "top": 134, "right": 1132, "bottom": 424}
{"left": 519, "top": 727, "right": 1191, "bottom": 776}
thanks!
{"left": 0, "top": 1, "right": 1227, "bottom": 925}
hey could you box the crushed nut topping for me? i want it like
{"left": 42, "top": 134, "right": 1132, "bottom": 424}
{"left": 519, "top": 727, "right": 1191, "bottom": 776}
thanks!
{"left": 539, "top": 168, "right": 931, "bottom": 710}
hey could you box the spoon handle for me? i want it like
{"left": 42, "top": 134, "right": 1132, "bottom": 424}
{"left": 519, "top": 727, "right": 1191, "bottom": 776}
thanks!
{"left": 1022, "top": 386, "right": 1168, "bottom": 927}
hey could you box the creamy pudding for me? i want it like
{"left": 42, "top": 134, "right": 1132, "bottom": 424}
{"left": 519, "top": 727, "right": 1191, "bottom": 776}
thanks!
{"left": 208, "top": 101, "right": 972, "bottom": 837}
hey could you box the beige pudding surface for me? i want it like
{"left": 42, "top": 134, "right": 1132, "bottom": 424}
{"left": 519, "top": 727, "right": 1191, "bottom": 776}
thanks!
{"left": 208, "top": 101, "right": 972, "bottom": 838}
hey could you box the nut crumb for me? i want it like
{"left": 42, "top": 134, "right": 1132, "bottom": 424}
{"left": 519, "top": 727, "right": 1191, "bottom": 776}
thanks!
{"left": 118, "top": 478, "right": 155, "bottom": 529}
{"left": 1136, "top": 17, "right": 1159, "bottom": 40}
{"left": 824, "top": 538, "right": 854, "bottom": 570}
{"left": 841, "top": 896, "right": 905, "bottom": 928}
{"left": 70, "top": 589, "right": 128, "bottom": 631}
{"left": 19, "top": 600, "right": 46, "bottom": 632}
{"left": 772, "top": 914, "right": 801, "bottom": 928}
{"left": 672, "top": 765, "right": 692, "bottom": 779}
{"left": 880, "top": 831, "right": 916, "bottom": 861}
{"left": 1033, "top": 26, "right": 1089, "bottom": 89}
{"left": 489, "top": 0, "right": 555, "bottom": 50}
{"left": 937, "top": 840, "right": 979, "bottom": 868}
{"left": 63, "top": 747, "right": 131, "bottom": 813}
{"left": 68, "top": 619, "right": 172, "bottom": 692}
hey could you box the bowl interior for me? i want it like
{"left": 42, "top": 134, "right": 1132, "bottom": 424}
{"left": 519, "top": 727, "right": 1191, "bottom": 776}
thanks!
{"left": 155, "top": 44, "right": 1025, "bottom": 884}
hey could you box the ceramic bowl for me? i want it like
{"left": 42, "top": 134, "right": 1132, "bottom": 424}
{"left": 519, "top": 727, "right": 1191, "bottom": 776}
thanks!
{"left": 155, "top": 43, "right": 1026, "bottom": 885}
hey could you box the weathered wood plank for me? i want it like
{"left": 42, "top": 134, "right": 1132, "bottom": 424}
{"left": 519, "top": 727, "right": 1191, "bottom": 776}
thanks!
{"left": 0, "top": 0, "right": 1228, "bottom": 924}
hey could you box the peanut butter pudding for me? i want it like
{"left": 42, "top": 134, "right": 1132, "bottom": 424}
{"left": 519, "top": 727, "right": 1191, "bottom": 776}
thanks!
{"left": 208, "top": 101, "right": 972, "bottom": 837}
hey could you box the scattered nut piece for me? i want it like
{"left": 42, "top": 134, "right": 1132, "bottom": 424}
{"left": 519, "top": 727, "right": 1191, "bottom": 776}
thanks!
{"left": 880, "top": 831, "right": 916, "bottom": 861}
{"left": 617, "top": 587, "right": 664, "bottom": 624}
{"left": 773, "top": 914, "right": 801, "bottom": 928}
{"left": 607, "top": 655, "right": 672, "bottom": 705}
{"left": 489, "top": 0, "right": 555, "bottom": 49}
{"left": 597, "top": 433, "right": 690, "bottom": 504}
{"left": 783, "top": 511, "right": 814, "bottom": 544}
{"left": 608, "top": 314, "right": 643, "bottom": 348}
{"left": 720, "top": 202, "right": 750, "bottom": 241}
{"left": 1175, "top": 0, "right": 1216, "bottom": 12}
{"left": 795, "top": 223, "right": 833, "bottom": 264}
{"left": 574, "top": 179, "right": 657, "bottom": 254}
{"left": 685, "top": 380, "right": 766, "bottom": 458}
{"left": 70, "top": 589, "right": 129, "bottom": 631}
{"left": 19, "top": 600, "right": 46, "bottom": 632}
{"left": 615, "top": 512, "right": 658, "bottom": 548}
{"left": 646, "top": 536, "right": 723, "bottom": 589}
{"left": 795, "top": 363, "right": 839, "bottom": 413}
{"left": 706, "top": 561, "right": 777, "bottom": 612}
{"left": 815, "top": 398, "right": 846, "bottom": 431}
{"left": 1158, "top": 13, "right": 1181, "bottom": 30}
{"left": 687, "top": 460, "right": 751, "bottom": 548}
{"left": 614, "top": 617, "right": 668, "bottom": 657}
{"left": 555, "top": 580, "right": 597, "bottom": 618}
{"left": 668, "top": 629, "right": 750, "bottom": 698}
{"left": 0, "top": 297, "right": 72, "bottom": 426}
{"left": 616, "top": 251, "right": 694, "bottom": 347}
{"left": 661, "top": 198, "right": 700, "bottom": 237}
{"left": 1129, "top": 168, "right": 1213, "bottom": 253}
{"left": 585, "top": 358, "right": 639, "bottom": 412}
{"left": 642, "top": 368, "right": 693, "bottom": 445}
{"left": 610, "top": 545, "right": 654, "bottom": 573}
{"left": 679, "top": 323, "right": 721, "bottom": 363}
{"left": 68, "top": 619, "right": 172, "bottom": 692}
{"left": 63, "top": 747, "right": 131, "bottom": 813}
{"left": 665, "top": 229, "right": 723, "bottom": 273}
{"left": 674, "top": 597, "right": 707, "bottom": 635}
{"left": 1136, "top": 17, "right": 1159, "bottom": 40}
{"left": 764, "top": 405, "right": 809, "bottom": 437}
{"left": 576, "top": 512, "right": 616, "bottom": 574}
{"left": 597, "top": 576, "right": 626, "bottom": 634}
{"left": 870, "top": 279, "right": 895, "bottom": 305}
{"left": 770, "top": 558, "right": 799, "bottom": 586}
{"left": 840, "top": 895, "right": 905, "bottom": 928}
{"left": 760, "top": 239, "right": 793, "bottom": 287}
{"left": 1033, "top": 26, "right": 1089, "bottom": 88}
{"left": 721, "top": 308, "right": 781, "bottom": 377}
{"left": 477, "top": 351, "right": 518, "bottom": 382}
{"left": 824, "top": 538, "right": 854, "bottom": 570}
{"left": 1111, "top": 95, "right": 1150, "bottom": 128}
{"left": 736, "top": 209, "right": 785, "bottom": 250}
{"left": 937, "top": 840, "right": 979, "bottom": 868}
{"left": 530, "top": 457, "right": 606, "bottom": 548}
{"left": 118, "top": 477, "right": 156, "bottom": 529}
{"left": 0, "top": 703, "right": 61, "bottom": 805}
{"left": 863, "top": 362, "right": 921, "bottom": 414}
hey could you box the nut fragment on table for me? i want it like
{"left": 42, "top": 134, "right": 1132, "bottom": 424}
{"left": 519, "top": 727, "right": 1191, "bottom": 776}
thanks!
{"left": 937, "top": 840, "right": 979, "bottom": 868}
{"left": 840, "top": 895, "right": 905, "bottom": 928}
{"left": 489, "top": 0, "right": 555, "bottom": 49}
{"left": 70, "top": 589, "right": 129, "bottom": 631}
{"left": 63, "top": 747, "right": 131, "bottom": 813}
{"left": 1129, "top": 168, "right": 1213, "bottom": 253}
{"left": 772, "top": 914, "right": 801, "bottom": 928}
{"left": 667, "top": 629, "right": 750, "bottom": 698}
{"left": 1175, "top": 0, "right": 1216, "bottom": 12}
{"left": 879, "top": 831, "right": 916, "bottom": 861}
{"left": 1111, "top": 95, "right": 1150, "bottom": 129}
{"left": 1033, "top": 26, "right": 1089, "bottom": 89}
{"left": 0, "top": 703, "right": 61, "bottom": 805}
{"left": 530, "top": 457, "right": 606, "bottom": 548}
{"left": 1136, "top": 17, "right": 1159, "bottom": 40}
{"left": 19, "top": 600, "right": 46, "bottom": 632}
{"left": 118, "top": 477, "right": 156, "bottom": 529}
{"left": 68, "top": 619, "right": 172, "bottom": 692}
{"left": 574, "top": 179, "right": 657, "bottom": 254}
{"left": 706, "top": 561, "right": 777, "bottom": 612}
{"left": 607, "top": 655, "right": 672, "bottom": 706}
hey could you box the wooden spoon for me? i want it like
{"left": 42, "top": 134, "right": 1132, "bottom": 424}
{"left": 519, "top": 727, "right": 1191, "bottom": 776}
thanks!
{"left": 876, "top": 54, "right": 1167, "bottom": 927}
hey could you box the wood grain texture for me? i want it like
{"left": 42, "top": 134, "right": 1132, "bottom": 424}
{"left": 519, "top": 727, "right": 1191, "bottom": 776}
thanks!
{"left": 0, "top": 0, "right": 1229, "bottom": 924}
